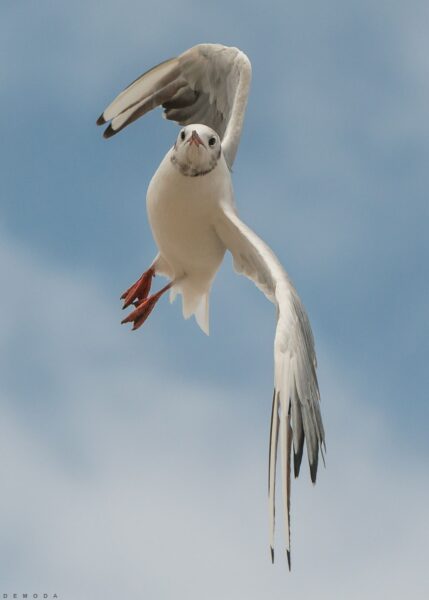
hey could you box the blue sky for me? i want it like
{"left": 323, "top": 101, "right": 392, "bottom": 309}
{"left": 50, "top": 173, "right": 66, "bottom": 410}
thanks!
{"left": 1, "top": 1, "right": 428, "bottom": 598}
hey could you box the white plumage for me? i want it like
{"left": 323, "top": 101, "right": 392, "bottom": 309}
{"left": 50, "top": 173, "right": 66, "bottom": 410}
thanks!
{"left": 97, "top": 43, "right": 325, "bottom": 567}
{"left": 146, "top": 125, "right": 229, "bottom": 334}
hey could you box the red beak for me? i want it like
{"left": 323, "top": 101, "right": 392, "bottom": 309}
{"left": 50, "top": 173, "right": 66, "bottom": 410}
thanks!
{"left": 188, "top": 129, "right": 205, "bottom": 148}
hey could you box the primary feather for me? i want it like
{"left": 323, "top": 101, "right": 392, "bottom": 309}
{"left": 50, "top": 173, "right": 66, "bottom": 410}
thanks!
{"left": 97, "top": 43, "right": 251, "bottom": 167}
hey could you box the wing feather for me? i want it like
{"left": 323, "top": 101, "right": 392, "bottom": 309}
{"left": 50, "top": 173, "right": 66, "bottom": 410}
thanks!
{"left": 96, "top": 44, "right": 252, "bottom": 167}
{"left": 291, "top": 377, "right": 305, "bottom": 478}
{"left": 105, "top": 79, "right": 187, "bottom": 137}
{"left": 268, "top": 390, "right": 280, "bottom": 562}
{"left": 214, "top": 203, "right": 325, "bottom": 564}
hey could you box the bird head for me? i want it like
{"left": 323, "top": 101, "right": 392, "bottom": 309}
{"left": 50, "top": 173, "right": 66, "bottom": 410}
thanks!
{"left": 171, "top": 124, "right": 221, "bottom": 177}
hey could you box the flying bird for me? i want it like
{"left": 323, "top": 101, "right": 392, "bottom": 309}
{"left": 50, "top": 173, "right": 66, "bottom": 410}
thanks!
{"left": 97, "top": 43, "right": 325, "bottom": 568}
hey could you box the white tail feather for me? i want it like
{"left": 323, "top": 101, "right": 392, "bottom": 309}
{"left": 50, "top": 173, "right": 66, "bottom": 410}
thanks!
{"left": 170, "top": 281, "right": 210, "bottom": 335}
{"left": 195, "top": 293, "right": 210, "bottom": 335}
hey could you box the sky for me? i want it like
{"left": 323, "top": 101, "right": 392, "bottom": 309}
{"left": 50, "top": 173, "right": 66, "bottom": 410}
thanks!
{"left": 1, "top": 0, "right": 428, "bottom": 598}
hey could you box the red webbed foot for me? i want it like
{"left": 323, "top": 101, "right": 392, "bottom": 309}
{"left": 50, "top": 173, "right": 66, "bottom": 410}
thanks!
{"left": 121, "top": 281, "right": 172, "bottom": 331}
{"left": 121, "top": 267, "right": 155, "bottom": 309}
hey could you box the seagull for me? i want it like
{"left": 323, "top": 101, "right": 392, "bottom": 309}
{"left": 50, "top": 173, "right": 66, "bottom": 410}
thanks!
{"left": 97, "top": 43, "right": 325, "bottom": 568}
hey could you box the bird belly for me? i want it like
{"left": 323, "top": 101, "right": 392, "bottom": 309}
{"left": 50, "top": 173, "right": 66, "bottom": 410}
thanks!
{"left": 147, "top": 159, "right": 227, "bottom": 286}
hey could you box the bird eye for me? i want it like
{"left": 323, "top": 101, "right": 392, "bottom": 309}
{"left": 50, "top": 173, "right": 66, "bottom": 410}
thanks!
{"left": 208, "top": 136, "right": 216, "bottom": 147}
{"left": 180, "top": 130, "right": 186, "bottom": 141}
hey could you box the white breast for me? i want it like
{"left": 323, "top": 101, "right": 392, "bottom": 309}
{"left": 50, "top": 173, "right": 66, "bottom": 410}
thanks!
{"left": 147, "top": 149, "right": 231, "bottom": 283}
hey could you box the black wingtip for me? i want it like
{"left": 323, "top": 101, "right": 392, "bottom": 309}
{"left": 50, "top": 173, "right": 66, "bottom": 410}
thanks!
{"left": 310, "top": 462, "right": 318, "bottom": 484}
{"left": 294, "top": 448, "right": 303, "bottom": 479}
{"left": 103, "top": 125, "right": 117, "bottom": 139}
{"left": 270, "top": 546, "right": 274, "bottom": 564}
{"left": 294, "top": 458, "right": 299, "bottom": 478}
{"left": 286, "top": 549, "right": 291, "bottom": 571}
{"left": 96, "top": 113, "right": 106, "bottom": 126}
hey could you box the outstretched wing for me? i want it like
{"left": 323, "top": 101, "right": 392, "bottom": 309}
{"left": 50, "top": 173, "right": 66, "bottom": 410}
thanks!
{"left": 96, "top": 43, "right": 252, "bottom": 167}
{"left": 214, "top": 203, "right": 325, "bottom": 567}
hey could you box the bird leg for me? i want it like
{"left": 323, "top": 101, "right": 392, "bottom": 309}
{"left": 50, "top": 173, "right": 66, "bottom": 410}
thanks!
{"left": 121, "top": 281, "right": 173, "bottom": 331}
{"left": 121, "top": 267, "right": 155, "bottom": 309}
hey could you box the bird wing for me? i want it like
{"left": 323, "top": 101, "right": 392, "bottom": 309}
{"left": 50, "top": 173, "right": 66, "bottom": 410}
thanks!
{"left": 214, "top": 202, "right": 325, "bottom": 566}
{"left": 96, "top": 43, "right": 252, "bottom": 168}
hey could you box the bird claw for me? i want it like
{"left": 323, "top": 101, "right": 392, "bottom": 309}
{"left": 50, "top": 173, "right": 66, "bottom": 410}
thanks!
{"left": 121, "top": 280, "right": 172, "bottom": 331}
{"left": 121, "top": 295, "right": 158, "bottom": 330}
{"left": 121, "top": 267, "right": 155, "bottom": 309}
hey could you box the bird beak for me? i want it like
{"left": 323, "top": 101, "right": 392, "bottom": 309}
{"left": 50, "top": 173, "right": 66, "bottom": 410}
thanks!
{"left": 188, "top": 130, "right": 205, "bottom": 148}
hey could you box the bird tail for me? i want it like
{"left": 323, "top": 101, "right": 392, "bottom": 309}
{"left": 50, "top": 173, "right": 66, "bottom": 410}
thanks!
{"left": 170, "top": 281, "right": 210, "bottom": 335}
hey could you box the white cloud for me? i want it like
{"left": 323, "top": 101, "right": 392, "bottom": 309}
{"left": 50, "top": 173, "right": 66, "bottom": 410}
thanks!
{"left": 0, "top": 231, "right": 427, "bottom": 599}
